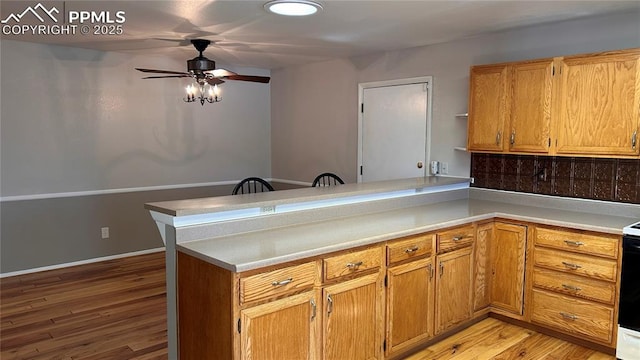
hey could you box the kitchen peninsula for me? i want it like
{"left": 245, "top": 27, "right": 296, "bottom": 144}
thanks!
{"left": 146, "top": 177, "right": 639, "bottom": 359}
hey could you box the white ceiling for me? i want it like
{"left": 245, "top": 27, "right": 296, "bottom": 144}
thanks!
{"left": 2, "top": 0, "right": 639, "bottom": 70}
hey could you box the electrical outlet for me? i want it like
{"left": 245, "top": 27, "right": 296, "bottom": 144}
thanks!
{"left": 440, "top": 162, "right": 449, "bottom": 175}
{"left": 430, "top": 161, "right": 439, "bottom": 175}
{"left": 101, "top": 227, "right": 110, "bottom": 239}
{"left": 260, "top": 205, "right": 276, "bottom": 214}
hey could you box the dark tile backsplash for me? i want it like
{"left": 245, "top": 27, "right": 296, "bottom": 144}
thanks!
{"left": 470, "top": 154, "right": 640, "bottom": 204}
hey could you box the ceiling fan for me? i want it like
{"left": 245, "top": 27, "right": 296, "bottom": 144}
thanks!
{"left": 135, "top": 39, "right": 270, "bottom": 87}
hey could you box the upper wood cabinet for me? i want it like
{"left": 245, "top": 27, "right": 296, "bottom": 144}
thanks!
{"left": 467, "top": 64, "right": 509, "bottom": 152}
{"left": 467, "top": 47, "right": 640, "bottom": 158}
{"left": 556, "top": 49, "right": 640, "bottom": 156}
{"left": 509, "top": 59, "right": 554, "bottom": 153}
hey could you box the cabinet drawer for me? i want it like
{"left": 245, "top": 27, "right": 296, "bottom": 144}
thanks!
{"left": 240, "top": 262, "right": 317, "bottom": 304}
{"left": 324, "top": 246, "right": 383, "bottom": 281}
{"left": 437, "top": 225, "right": 474, "bottom": 252}
{"left": 387, "top": 233, "right": 435, "bottom": 265}
{"left": 535, "top": 227, "right": 619, "bottom": 259}
{"left": 531, "top": 289, "right": 614, "bottom": 344}
{"left": 532, "top": 267, "right": 616, "bottom": 305}
{"left": 534, "top": 247, "right": 617, "bottom": 282}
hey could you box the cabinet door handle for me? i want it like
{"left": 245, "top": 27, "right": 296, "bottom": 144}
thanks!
{"left": 427, "top": 263, "right": 434, "bottom": 280}
{"left": 560, "top": 312, "right": 579, "bottom": 320}
{"left": 564, "top": 240, "right": 584, "bottom": 247}
{"left": 310, "top": 298, "right": 317, "bottom": 320}
{"left": 346, "top": 261, "right": 363, "bottom": 269}
{"left": 439, "top": 261, "right": 444, "bottom": 278}
{"left": 510, "top": 130, "right": 515, "bottom": 145}
{"left": 405, "top": 246, "right": 419, "bottom": 253}
{"left": 562, "top": 284, "right": 582, "bottom": 292}
{"left": 326, "top": 294, "right": 333, "bottom": 316}
{"left": 496, "top": 131, "right": 501, "bottom": 145}
{"left": 562, "top": 261, "right": 582, "bottom": 270}
{"left": 271, "top": 278, "right": 293, "bottom": 286}
{"left": 633, "top": 130, "right": 637, "bottom": 149}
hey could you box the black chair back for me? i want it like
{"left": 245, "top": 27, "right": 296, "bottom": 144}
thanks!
{"left": 232, "top": 177, "right": 275, "bottom": 195}
{"left": 312, "top": 173, "right": 344, "bottom": 187}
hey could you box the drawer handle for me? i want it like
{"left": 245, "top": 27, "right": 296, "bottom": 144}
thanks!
{"left": 560, "top": 312, "right": 579, "bottom": 320}
{"left": 564, "top": 240, "right": 585, "bottom": 247}
{"left": 405, "top": 246, "right": 419, "bottom": 254}
{"left": 562, "top": 284, "right": 582, "bottom": 292}
{"left": 271, "top": 278, "right": 293, "bottom": 286}
{"left": 346, "top": 261, "right": 363, "bottom": 269}
{"left": 562, "top": 262, "right": 582, "bottom": 270}
{"left": 452, "top": 236, "right": 464, "bottom": 242}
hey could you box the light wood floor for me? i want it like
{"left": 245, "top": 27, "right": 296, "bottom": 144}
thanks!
{"left": 1, "top": 252, "right": 615, "bottom": 359}
{"left": 405, "top": 317, "right": 614, "bottom": 360}
{"left": 1, "top": 252, "right": 167, "bottom": 359}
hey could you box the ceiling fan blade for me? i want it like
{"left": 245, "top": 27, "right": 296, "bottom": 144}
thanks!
{"left": 224, "top": 75, "right": 271, "bottom": 84}
{"left": 142, "top": 75, "right": 192, "bottom": 79}
{"left": 203, "top": 68, "right": 238, "bottom": 77}
{"left": 136, "top": 68, "right": 190, "bottom": 75}
{"left": 207, "top": 78, "right": 226, "bottom": 85}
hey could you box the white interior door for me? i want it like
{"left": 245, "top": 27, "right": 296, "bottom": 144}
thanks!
{"left": 360, "top": 80, "right": 430, "bottom": 182}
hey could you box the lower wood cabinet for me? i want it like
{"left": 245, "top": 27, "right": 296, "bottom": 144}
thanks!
{"left": 385, "top": 257, "right": 434, "bottom": 357}
{"left": 474, "top": 221, "right": 527, "bottom": 317}
{"left": 490, "top": 222, "right": 527, "bottom": 315}
{"left": 322, "top": 272, "right": 384, "bottom": 360}
{"left": 531, "top": 288, "right": 615, "bottom": 344}
{"left": 240, "top": 290, "right": 321, "bottom": 360}
{"left": 530, "top": 225, "right": 621, "bottom": 347}
{"left": 176, "top": 221, "right": 621, "bottom": 359}
{"left": 435, "top": 246, "right": 473, "bottom": 334}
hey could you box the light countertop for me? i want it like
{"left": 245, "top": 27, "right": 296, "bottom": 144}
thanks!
{"left": 177, "top": 196, "right": 638, "bottom": 273}
{"left": 145, "top": 177, "right": 469, "bottom": 217}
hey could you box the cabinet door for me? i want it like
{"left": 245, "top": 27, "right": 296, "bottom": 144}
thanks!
{"left": 241, "top": 290, "right": 320, "bottom": 360}
{"left": 435, "top": 247, "right": 473, "bottom": 334}
{"left": 386, "top": 257, "right": 435, "bottom": 356}
{"left": 468, "top": 64, "right": 510, "bottom": 152}
{"left": 323, "top": 273, "right": 384, "bottom": 360}
{"left": 474, "top": 222, "right": 493, "bottom": 311}
{"left": 556, "top": 49, "right": 640, "bottom": 156}
{"left": 509, "top": 59, "right": 553, "bottom": 153}
{"left": 490, "top": 222, "right": 527, "bottom": 315}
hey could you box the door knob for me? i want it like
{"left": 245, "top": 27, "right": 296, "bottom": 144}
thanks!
{"left": 417, "top": 161, "right": 423, "bottom": 169}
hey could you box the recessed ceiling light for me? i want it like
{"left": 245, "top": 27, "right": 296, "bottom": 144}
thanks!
{"left": 264, "top": 0, "right": 323, "bottom": 16}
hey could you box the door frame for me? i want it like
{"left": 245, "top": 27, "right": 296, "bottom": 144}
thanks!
{"left": 357, "top": 76, "right": 433, "bottom": 183}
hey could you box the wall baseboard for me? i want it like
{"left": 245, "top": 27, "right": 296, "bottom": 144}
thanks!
{"left": 0, "top": 247, "right": 165, "bottom": 278}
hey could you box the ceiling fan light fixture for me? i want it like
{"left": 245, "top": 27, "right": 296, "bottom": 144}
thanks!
{"left": 264, "top": 0, "right": 322, "bottom": 16}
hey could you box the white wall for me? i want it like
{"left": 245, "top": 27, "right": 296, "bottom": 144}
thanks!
{"left": 271, "top": 11, "right": 640, "bottom": 182}
{"left": 271, "top": 59, "right": 358, "bottom": 183}
{"left": 1, "top": 40, "right": 271, "bottom": 197}
{"left": 0, "top": 40, "right": 271, "bottom": 273}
